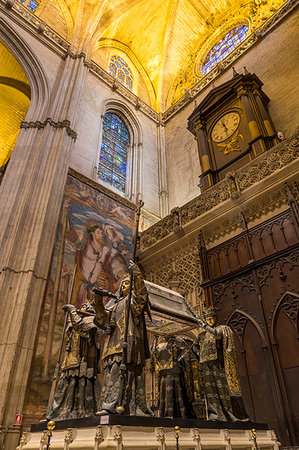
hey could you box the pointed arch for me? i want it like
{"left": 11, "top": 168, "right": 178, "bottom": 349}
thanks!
{"left": 227, "top": 308, "right": 267, "bottom": 347}
{"left": 95, "top": 99, "right": 143, "bottom": 203}
{"left": 0, "top": 18, "right": 50, "bottom": 121}
{"left": 271, "top": 291, "right": 299, "bottom": 341}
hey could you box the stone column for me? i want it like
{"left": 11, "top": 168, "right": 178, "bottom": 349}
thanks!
{"left": 157, "top": 117, "right": 169, "bottom": 218}
{"left": 0, "top": 53, "right": 89, "bottom": 450}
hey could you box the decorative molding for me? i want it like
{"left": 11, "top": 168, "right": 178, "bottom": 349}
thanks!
{"left": 94, "top": 425, "right": 104, "bottom": 449}
{"left": 64, "top": 50, "right": 87, "bottom": 61}
{"left": 18, "top": 432, "right": 30, "bottom": 450}
{"left": 192, "top": 428, "right": 202, "bottom": 450}
{"left": 162, "top": 0, "right": 298, "bottom": 122}
{"left": 1, "top": 266, "right": 47, "bottom": 281}
{"left": 68, "top": 168, "right": 136, "bottom": 211}
{"left": 64, "top": 428, "right": 75, "bottom": 449}
{"left": 20, "top": 117, "right": 77, "bottom": 140}
{"left": 156, "top": 427, "right": 166, "bottom": 450}
{"left": 142, "top": 236, "right": 204, "bottom": 312}
{"left": 39, "top": 430, "right": 47, "bottom": 449}
{"left": 1, "top": 0, "right": 296, "bottom": 122}
{"left": 113, "top": 425, "right": 123, "bottom": 450}
{"left": 140, "top": 129, "right": 299, "bottom": 250}
{"left": 88, "top": 61, "right": 159, "bottom": 123}
{"left": 257, "top": 248, "right": 299, "bottom": 289}
{"left": 7, "top": 0, "right": 69, "bottom": 52}
{"left": 203, "top": 188, "right": 293, "bottom": 245}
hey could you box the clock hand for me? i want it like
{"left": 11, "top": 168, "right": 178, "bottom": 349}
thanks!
{"left": 221, "top": 121, "right": 228, "bottom": 133}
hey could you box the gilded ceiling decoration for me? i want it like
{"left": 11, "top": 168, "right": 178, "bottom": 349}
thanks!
{"left": 31, "top": 0, "right": 288, "bottom": 111}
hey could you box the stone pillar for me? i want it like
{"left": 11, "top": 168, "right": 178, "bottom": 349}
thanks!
{"left": 0, "top": 53, "right": 89, "bottom": 450}
{"left": 157, "top": 118, "right": 169, "bottom": 217}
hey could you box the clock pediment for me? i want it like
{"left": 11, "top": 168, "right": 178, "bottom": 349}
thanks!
{"left": 187, "top": 69, "right": 277, "bottom": 192}
{"left": 187, "top": 72, "right": 266, "bottom": 134}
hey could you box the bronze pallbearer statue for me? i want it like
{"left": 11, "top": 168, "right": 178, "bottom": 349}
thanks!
{"left": 46, "top": 302, "right": 103, "bottom": 420}
{"left": 93, "top": 261, "right": 153, "bottom": 416}
{"left": 192, "top": 308, "right": 249, "bottom": 422}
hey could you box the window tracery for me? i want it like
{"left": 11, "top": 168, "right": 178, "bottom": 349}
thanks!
{"left": 97, "top": 112, "right": 130, "bottom": 192}
{"left": 17, "top": 0, "right": 39, "bottom": 12}
{"left": 108, "top": 56, "right": 133, "bottom": 91}
{"left": 202, "top": 25, "right": 249, "bottom": 76}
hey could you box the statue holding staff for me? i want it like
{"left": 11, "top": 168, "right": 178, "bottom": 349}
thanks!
{"left": 93, "top": 262, "right": 153, "bottom": 415}
{"left": 192, "top": 308, "right": 250, "bottom": 422}
{"left": 93, "top": 200, "right": 153, "bottom": 416}
{"left": 46, "top": 301, "right": 103, "bottom": 420}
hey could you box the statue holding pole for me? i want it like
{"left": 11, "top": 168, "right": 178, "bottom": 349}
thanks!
{"left": 93, "top": 200, "right": 154, "bottom": 416}
{"left": 46, "top": 263, "right": 104, "bottom": 420}
{"left": 192, "top": 308, "right": 250, "bottom": 422}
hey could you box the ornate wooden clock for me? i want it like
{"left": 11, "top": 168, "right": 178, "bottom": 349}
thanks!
{"left": 187, "top": 68, "right": 278, "bottom": 191}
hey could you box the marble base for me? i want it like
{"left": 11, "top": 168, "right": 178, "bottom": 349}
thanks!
{"left": 17, "top": 416, "right": 280, "bottom": 449}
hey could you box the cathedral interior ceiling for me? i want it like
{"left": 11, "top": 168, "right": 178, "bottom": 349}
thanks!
{"left": 34, "top": 0, "right": 288, "bottom": 111}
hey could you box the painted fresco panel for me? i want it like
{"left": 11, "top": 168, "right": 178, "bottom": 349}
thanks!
{"left": 23, "top": 174, "right": 135, "bottom": 425}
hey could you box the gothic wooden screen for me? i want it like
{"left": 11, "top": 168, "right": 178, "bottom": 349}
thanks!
{"left": 200, "top": 199, "right": 299, "bottom": 446}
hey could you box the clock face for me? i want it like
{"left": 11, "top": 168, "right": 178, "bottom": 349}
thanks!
{"left": 211, "top": 112, "right": 240, "bottom": 143}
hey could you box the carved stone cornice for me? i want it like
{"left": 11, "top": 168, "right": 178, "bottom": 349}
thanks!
{"left": 162, "top": 0, "right": 298, "bottom": 122}
{"left": 1, "top": 0, "right": 295, "bottom": 122}
{"left": 63, "top": 50, "right": 87, "bottom": 61}
{"left": 0, "top": 0, "right": 69, "bottom": 56}
{"left": 140, "top": 129, "right": 299, "bottom": 252}
{"left": 20, "top": 118, "right": 77, "bottom": 140}
{"left": 68, "top": 168, "right": 136, "bottom": 211}
{"left": 88, "top": 61, "right": 159, "bottom": 123}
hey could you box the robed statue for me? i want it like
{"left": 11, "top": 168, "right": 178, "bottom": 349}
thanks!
{"left": 192, "top": 308, "right": 249, "bottom": 422}
{"left": 47, "top": 302, "right": 102, "bottom": 420}
{"left": 152, "top": 336, "right": 196, "bottom": 419}
{"left": 93, "top": 262, "right": 154, "bottom": 416}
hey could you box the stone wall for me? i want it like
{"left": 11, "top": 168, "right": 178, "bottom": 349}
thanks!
{"left": 164, "top": 8, "right": 299, "bottom": 209}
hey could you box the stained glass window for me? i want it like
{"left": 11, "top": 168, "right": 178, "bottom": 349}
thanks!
{"left": 202, "top": 25, "right": 249, "bottom": 76}
{"left": 108, "top": 56, "right": 133, "bottom": 91}
{"left": 98, "top": 113, "right": 130, "bottom": 192}
{"left": 18, "top": 0, "right": 39, "bottom": 12}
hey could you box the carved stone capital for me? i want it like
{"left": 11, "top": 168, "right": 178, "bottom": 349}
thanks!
{"left": 113, "top": 425, "right": 123, "bottom": 449}
{"left": 64, "top": 428, "right": 76, "bottom": 449}
{"left": 192, "top": 428, "right": 202, "bottom": 450}
{"left": 156, "top": 427, "right": 165, "bottom": 450}
{"left": 39, "top": 430, "right": 48, "bottom": 450}
{"left": 19, "top": 432, "right": 30, "bottom": 449}
{"left": 20, "top": 118, "right": 78, "bottom": 141}
{"left": 37, "top": 21, "right": 47, "bottom": 34}
{"left": 94, "top": 425, "right": 104, "bottom": 449}
{"left": 5, "top": 0, "right": 15, "bottom": 9}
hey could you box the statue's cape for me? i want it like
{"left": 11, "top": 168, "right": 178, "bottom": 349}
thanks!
{"left": 219, "top": 325, "right": 242, "bottom": 397}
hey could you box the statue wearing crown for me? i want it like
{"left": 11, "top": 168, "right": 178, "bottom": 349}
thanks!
{"left": 192, "top": 308, "right": 249, "bottom": 422}
{"left": 93, "top": 261, "right": 153, "bottom": 416}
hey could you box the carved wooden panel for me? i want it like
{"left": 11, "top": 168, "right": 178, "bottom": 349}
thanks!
{"left": 201, "top": 206, "right": 299, "bottom": 446}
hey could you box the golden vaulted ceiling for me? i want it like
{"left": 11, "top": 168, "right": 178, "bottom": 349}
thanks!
{"left": 34, "top": 0, "right": 287, "bottom": 110}
{"left": 20, "top": 0, "right": 289, "bottom": 111}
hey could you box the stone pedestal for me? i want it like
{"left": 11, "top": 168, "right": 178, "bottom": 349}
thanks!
{"left": 18, "top": 416, "right": 279, "bottom": 450}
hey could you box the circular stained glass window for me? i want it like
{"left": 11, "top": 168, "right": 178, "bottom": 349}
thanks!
{"left": 202, "top": 25, "right": 249, "bottom": 76}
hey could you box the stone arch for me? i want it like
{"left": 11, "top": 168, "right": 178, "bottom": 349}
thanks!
{"left": 0, "top": 18, "right": 50, "bottom": 122}
{"left": 96, "top": 99, "right": 143, "bottom": 203}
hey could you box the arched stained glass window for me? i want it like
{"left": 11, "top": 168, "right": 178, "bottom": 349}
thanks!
{"left": 98, "top": 113, "right": 130, "bottom": 192}
{"left": 108, "top": 56, "right": 133, "bottom": 91}
{"left": 18, "top": 0, "right": 39, "bottom": 12}
{"left": 202, "top": 25, "right": 249, "bottom": 76}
